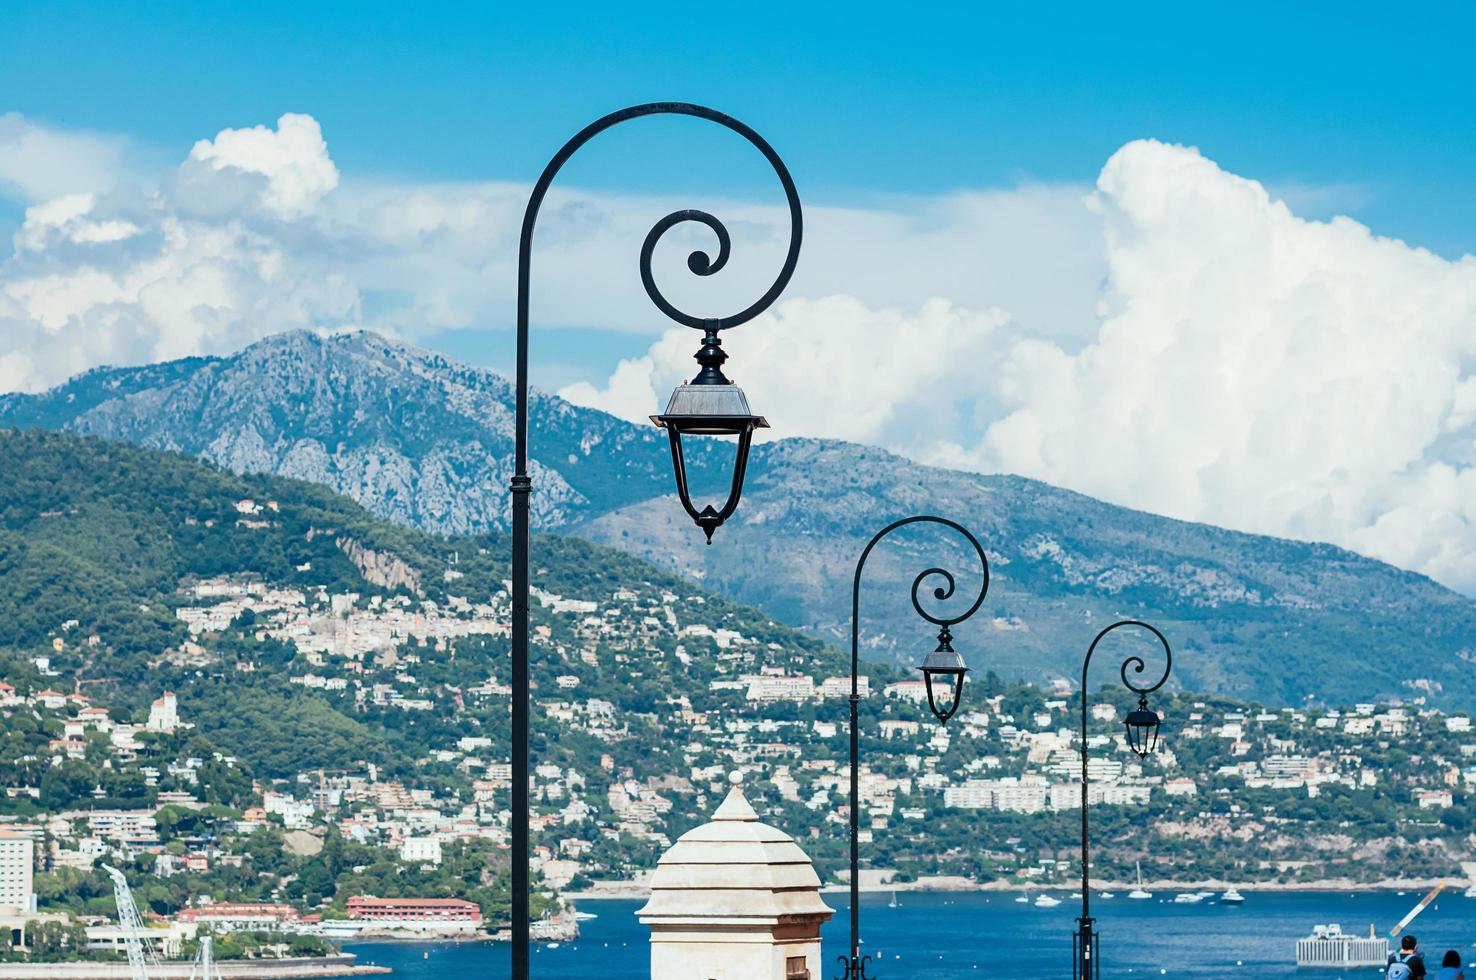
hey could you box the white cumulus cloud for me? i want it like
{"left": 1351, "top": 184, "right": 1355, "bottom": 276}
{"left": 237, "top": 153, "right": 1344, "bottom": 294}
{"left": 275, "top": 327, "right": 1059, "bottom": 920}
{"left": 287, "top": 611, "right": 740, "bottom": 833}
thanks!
{"left": 976, "top": 139, "right": 1476, "bottom": 590}
{"left": 0, "top": 114, "right": 358, "bottom": 393}
{"left": 0, "top": 113, "right": 134, "bottom": 201}
{"left": 181, "top": 113, "right": 339, "bottom": 219}
{"left": 565, "top": 140, "right": 1476, "bottom": 595}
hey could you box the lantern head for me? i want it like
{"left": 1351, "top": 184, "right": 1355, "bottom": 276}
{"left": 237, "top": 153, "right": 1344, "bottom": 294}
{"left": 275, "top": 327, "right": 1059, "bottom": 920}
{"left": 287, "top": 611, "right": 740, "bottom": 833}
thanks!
{"left": 651, "top": 328, "right": 766, "bottom": 544}
{"left": 918, "top": 626, "right": 969, "bottom": 724}
{"left": 1124, "top": 695, "right": 1162, "bottom": 758}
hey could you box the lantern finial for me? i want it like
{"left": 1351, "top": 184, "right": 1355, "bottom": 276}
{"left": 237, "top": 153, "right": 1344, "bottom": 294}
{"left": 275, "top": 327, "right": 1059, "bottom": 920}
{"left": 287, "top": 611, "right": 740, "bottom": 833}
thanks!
{"left": 919, "top": 626, "right": 969, "bottom": 724}
{"left": 652, "top": 327, "right": 767, "bottom": 544}
{"left": 1124, "top": 694, "right": 1162, "bottom": 758}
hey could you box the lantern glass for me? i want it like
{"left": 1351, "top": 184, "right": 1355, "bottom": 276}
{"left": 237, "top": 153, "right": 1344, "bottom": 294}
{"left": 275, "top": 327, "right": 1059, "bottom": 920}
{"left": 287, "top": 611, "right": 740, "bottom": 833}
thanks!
{"left": 918, "top": 646, "right": 969, "bottom": 724}
{"left": 1124, "top": 703, "right": 1162, "bottom": 758}
{"left": 652, "top": 382, "right": 767, "bottom": 544}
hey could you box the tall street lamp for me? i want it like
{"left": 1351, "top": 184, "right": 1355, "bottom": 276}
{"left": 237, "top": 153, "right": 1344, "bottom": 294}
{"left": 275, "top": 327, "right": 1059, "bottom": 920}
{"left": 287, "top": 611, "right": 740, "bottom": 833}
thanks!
{"left": 839, "top": 516, "right": 990, "bottom": 980}
{"left": 1073, "top": 620, "right": 1173, "bottom": 980}
{"left": 510, "top": 103, "right": 802, "bottom": 979}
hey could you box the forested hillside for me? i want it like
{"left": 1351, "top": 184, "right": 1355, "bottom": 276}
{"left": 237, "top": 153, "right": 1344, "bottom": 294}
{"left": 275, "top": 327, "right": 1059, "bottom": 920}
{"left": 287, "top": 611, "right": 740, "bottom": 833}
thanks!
{"left": 1, "top": 430, "right": 1471, "bottom": 920}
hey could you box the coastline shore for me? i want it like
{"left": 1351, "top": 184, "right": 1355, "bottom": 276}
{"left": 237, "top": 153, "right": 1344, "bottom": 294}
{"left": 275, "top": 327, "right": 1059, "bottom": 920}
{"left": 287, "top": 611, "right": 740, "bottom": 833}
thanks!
{"left": 0, "top": 956, "right": 389, "bottom": 979}
{"left": 564, "top": 877, "right": 1461, "bottom": 901}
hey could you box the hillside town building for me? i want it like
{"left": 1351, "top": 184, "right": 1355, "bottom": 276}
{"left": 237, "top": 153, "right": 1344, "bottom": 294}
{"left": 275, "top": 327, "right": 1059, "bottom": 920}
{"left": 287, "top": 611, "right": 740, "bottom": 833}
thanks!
{"left": 0, "top": 833, "right": 35, "bottom": 914}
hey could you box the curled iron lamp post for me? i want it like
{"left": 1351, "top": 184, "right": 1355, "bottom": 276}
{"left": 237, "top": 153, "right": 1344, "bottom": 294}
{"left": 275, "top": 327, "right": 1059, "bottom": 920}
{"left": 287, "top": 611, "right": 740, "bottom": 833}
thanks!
{"left": 837, "top": 516, "right": 990, "bottom": 980}
{"left": 510, "top": 103, "right": 802, "bottom": 980}
{"left": 1074, "top": 620, "right": 1173, "bottom": 980}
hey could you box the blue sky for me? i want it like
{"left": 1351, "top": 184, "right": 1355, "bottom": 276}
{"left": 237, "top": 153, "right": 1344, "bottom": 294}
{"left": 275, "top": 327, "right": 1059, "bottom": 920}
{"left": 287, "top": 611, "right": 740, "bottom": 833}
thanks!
{"left": 3, "top": 2, "right": 1474, "bottom": 252}
{"left": 6, "top": 3, "right": 1476, "bottom": 594}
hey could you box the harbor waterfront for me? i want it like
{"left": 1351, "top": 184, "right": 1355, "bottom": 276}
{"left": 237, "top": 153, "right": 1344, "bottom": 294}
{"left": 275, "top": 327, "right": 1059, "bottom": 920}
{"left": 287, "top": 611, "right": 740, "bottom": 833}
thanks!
{"left": 346, "top": 892, "right": 1476, "bottom": 980}
{"left": 0, "top": 957, "right": 387, "bottom": 979}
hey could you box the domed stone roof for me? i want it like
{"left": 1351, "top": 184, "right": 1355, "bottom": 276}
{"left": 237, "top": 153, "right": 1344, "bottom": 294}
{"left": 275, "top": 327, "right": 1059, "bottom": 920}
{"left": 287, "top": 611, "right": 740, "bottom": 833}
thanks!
{"left": 637, "top": 780, "right": 834, "bottom": 923}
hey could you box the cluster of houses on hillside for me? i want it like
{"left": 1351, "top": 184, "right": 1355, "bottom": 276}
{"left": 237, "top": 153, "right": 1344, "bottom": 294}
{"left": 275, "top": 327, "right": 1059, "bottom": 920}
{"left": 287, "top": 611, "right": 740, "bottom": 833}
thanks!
{"left": 4, "top": 570, "right": 1475, "bottom": 915}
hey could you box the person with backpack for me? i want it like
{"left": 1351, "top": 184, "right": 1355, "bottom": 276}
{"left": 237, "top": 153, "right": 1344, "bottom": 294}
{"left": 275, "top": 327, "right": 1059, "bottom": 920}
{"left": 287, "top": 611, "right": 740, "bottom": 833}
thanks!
{"left": 1435, "top": 949, "right": 1464, "bottom": 980}
{"left": 1388, "top": 936, "right": 1426, "bottom": 980}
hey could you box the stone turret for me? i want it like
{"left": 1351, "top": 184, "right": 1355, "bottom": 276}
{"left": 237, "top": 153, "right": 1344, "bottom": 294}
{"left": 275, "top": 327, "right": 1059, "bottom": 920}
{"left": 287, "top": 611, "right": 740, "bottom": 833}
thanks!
{"left": 638, "top": 775, "right": 833, "bottom": 980}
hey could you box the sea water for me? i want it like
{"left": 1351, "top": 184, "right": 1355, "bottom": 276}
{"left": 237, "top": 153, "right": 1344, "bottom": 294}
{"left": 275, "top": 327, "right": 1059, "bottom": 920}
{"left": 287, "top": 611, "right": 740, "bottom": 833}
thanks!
{"left": 347, "top": 891, "right": 1476, "bottom": 980}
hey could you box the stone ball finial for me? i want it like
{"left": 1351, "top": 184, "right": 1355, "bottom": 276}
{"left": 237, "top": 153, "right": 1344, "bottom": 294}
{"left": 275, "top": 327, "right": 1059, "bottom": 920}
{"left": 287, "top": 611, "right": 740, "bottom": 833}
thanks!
{"left": 729, "top": 770, "right": 743, "bottom": 785}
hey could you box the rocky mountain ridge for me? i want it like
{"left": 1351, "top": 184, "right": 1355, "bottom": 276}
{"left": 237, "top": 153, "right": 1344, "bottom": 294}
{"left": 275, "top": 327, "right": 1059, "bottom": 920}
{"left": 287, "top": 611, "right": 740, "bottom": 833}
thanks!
{"left": 4, "top": 330, "right": 1473, "bottom": 706}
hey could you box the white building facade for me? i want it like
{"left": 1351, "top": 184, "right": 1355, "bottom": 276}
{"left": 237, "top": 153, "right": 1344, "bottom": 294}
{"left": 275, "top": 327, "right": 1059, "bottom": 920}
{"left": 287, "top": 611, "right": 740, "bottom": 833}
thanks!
{"left": 147, "top": 692, "right": 179, "bottom": 732}
{"left": 0, "top": 834, "right": 35, "bottom": 914}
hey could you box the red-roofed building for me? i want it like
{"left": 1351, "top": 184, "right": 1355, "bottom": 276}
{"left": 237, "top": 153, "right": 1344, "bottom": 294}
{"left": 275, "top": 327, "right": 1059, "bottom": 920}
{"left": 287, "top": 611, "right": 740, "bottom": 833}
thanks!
{"left": 48, "top": 738, "right": 87, "bottom": 759}
{"left": 178, "top": 902, "right": 300, "bottom": 931}
{"left": 344, "top": 896, "right": 481, "bottom": 935}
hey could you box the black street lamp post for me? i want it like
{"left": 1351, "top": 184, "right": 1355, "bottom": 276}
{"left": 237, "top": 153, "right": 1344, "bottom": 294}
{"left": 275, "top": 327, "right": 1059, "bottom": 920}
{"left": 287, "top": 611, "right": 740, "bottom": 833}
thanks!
{"left": 1073, "top": 620, "right": 1173, "bottom": 980}
{"left": 839, "top": 516, "right": 991, "bottom": 980}
{"left": 510, "top": 103, "right": 802, "bottom": 980}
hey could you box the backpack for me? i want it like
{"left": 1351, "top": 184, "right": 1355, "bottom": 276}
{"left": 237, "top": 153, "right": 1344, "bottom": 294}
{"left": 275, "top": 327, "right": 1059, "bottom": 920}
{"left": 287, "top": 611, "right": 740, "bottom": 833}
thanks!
{"left": 1388, "top": 953, "right": 1418, "bottom": 980}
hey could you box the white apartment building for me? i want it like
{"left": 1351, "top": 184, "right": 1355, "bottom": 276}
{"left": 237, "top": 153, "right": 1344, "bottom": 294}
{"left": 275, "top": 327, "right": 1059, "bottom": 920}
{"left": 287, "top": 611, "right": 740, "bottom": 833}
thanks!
{"left": 147, "top": 692, "right": 180, "bottom": 732}
{"left": 818, "top": 676, "right": 870, "bottom": 699}
{"left": 81, "top": 811, "right": 159, "bottom": 846}
{"left": 743, "top": 675, "right": 815, "bottom": 703}
{"left": 883, "top": 680, "right": 930, "bottom": 704}
{"left": 943, "top": 777, "right": 1052, "bottom": 814}
{"left": 0, "top": 834, "right": 35, "bottom": 914}
{"left": 399, "top": 837, "right": 443, "bottom": 865}
{"left": 1262, "top": 755, "right": 1313, "bottom": 778}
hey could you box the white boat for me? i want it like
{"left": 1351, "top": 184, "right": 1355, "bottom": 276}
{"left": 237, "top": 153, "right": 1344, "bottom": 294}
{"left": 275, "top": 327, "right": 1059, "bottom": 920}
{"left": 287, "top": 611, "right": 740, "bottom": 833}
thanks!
{"left": 1129, "top": 861, "right": 1152, "bottom": 900}
{"left": 1173, "top": 892, "right": 1205, "bottom": 904}
{"left": 573, "top": 911, "right": 599, "bottom": 921}
{"left": 1014, "top": 894, "right": 1030, "bottom": 904}
{"left": 888, "top": 892, "right": 899, "bottom": 908}
{"left": 1220, "top": 887, "right": 1246, "bottom": 904}
{"left": 1099, "top": 891, "right": 1116, "bottom": 899}
{"left": 1034, "top": 894, "right": 1062, "bottom": 908}
{"left": 1464, "top": 885, "right": 1476, "bottom": 899}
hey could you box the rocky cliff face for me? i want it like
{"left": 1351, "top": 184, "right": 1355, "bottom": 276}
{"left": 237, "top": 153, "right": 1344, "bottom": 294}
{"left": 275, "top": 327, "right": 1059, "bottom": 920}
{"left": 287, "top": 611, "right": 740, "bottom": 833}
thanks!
{"left": 0, "top": 331, "right": 729, "bottom": 534}
{"left": 6, "top": 330, "right": 1474, "bottom": 706}
{"left": 339, "top": 537, "right": 422, "bottom": 594}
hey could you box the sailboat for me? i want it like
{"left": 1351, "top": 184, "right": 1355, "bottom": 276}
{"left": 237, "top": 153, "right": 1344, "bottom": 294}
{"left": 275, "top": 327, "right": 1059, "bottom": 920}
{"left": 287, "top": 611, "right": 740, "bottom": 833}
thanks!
{"left": 889, "top": 892, "right": 900, "bottom": 908}
{"left": 1129, "top": 861, "right": 1152, "bottom": 900}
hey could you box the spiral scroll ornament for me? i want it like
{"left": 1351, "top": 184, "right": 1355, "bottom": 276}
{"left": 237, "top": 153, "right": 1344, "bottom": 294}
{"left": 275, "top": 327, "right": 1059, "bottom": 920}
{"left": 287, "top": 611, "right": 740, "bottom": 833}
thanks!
{"left": 1082, "top": 619, "right": 1173, "bottom": 697}
{"left": 518, "top": 102, "right": 802, "bottom": 336}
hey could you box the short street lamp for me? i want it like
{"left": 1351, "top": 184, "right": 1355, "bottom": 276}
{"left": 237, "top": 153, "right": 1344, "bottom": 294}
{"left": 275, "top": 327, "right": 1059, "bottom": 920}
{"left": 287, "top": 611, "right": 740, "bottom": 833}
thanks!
{"left": 644, "top": 135, "right": 800, "bottom": 545}
{"left": 840, "top": 516, "right": 990, "bottom": 980}
{"left": 509, "top": 103, "right": 801, "bottom": 980}
{"left": 1074, "top": 620, "right": 1173, "bottom": 980}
